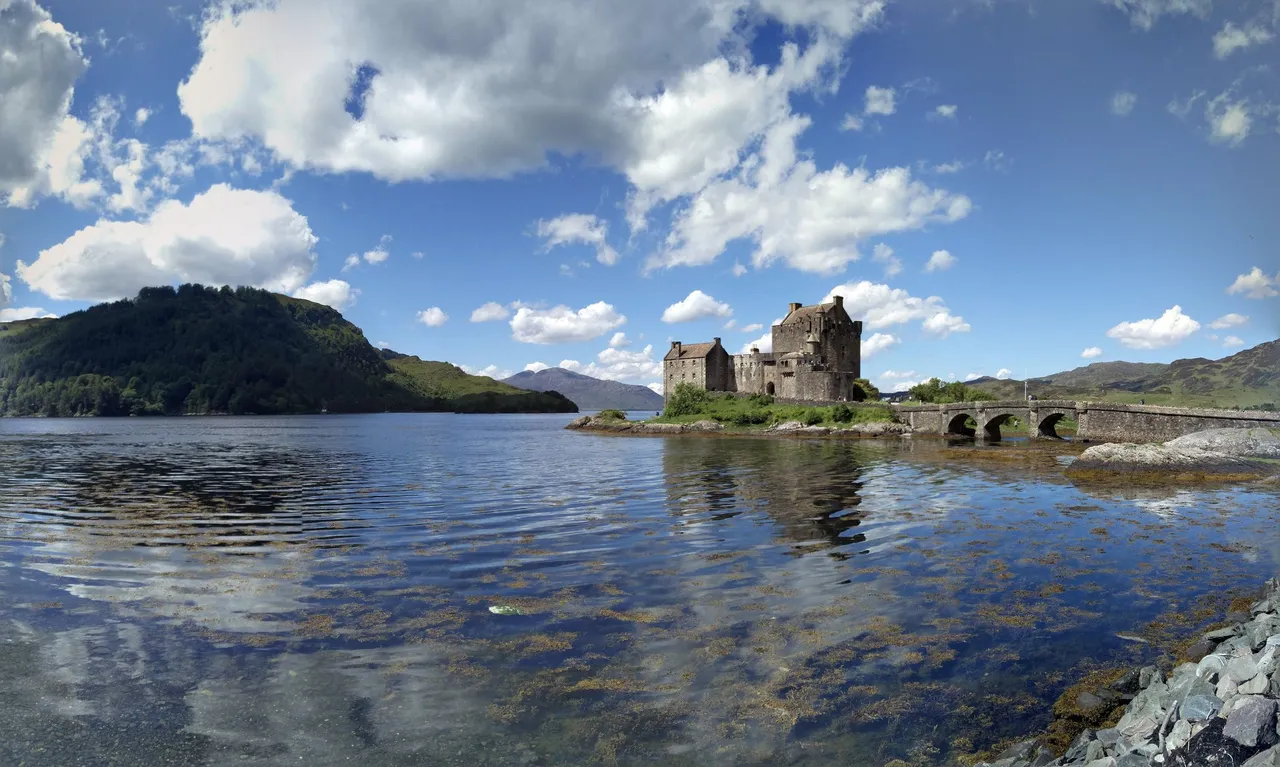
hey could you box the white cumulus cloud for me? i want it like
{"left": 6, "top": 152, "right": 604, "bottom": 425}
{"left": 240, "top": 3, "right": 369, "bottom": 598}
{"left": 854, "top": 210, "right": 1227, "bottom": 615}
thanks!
{"left": 862, "top": 332, "right": 899, "bottom": 357}
{"left": 176, "top": 0, "right": 882, "bottom": 196}
{"left": 0, "top": 0, "right": 89, "bottom": 206}
{"left": 1222, "top": 335, "right": 1246, "bottom": 348}
{"left": 293, "top": 279, "right": 358, "bottom": 311}
{"left": 824, "top": 280, "right": 971, "bottom": 337}
{"left": 461, "top": 364, "right": 514, "bottom": 380}
{"left": 510, "top": 301, "right": 625, "bottom": 344}
{"left": 1206, "top": 91, "right": 1252, "bottom": 146}
{"left": 871, "top": 242, "right": 902, "bottom": 278}
{"left": 470, "top": 301, "right": 512, "bottom": 322}
{"left": 608, "top": 332, "right": 631, "bottom": 349}
{"left": 1105, "top": 305, "right": 1201, "bottom": 349}
{"left": 740, "top": 322, "right": 763, "bottom": 333}
{"left": 995, "top": 368, "right": 1012, "bottom": 380}
{"left": 924, "top": 250, "right": 955, "bottom": 272}
{"left": 653, "top": 118, "right": 972, "bottom": 274}
{"left": 1227, "top": 267, "right": 1278, "bottom": 299}
{"left": 0, "top": 271, "right": 11, "bottom": 306}
{"left": 1111, "top": 91, "right": 1137, "bottom": 116}
{"left": 839, "top": 114, "right": 864, "bottom": 132}
{"left": 524, "top": 362, "right": 550, "bottom": 373}
{"left": 647, "top": 382, "right": 664, "bottom": 395}
{"left": 1104, "top": 0, "right": 1211, "bottom": 30}
{"left": 342, "top": 234, "right": 392, "bottom": 271}
{"left": 536, "top": 214, "right": 618, "bottom": 266}
{"left": 1213, "top": 21, "right": 1274, "bottom": 59}
{"left": 133, "top": 107, "right": 151, "bottom": 127}
{"left": 1208, "top": 313, "right": 1249, "bottom": 329}
{"left": 417, "top": 307, "right": 449, "bottom": 327}
{"left": 661, "top": 290, "right": 733, "bottom": 323}
{"left": 0, "top": 307, "right": 57, "bottom": 322}
{"left": 864, "top": 85, "right": 896, "bottom": 116}
{"left": 17, "top": 184, "right": 318, "bottom": 302}
{"left": 1081, "top": 346, "right": 1103, "bottom": 359}
{"left": 561, "top": 344, "right": 664, "bottom": 382}
{"left": 932, "top": 104, "right": 958, "bottom": 119}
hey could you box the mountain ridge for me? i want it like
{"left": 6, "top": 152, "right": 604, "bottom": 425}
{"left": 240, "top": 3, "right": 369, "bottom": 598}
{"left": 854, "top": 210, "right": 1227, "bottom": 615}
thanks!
{"left": 967, "top": 339, "right": 1278, "bottom": 408}
{"left": 503, "top": 367, "right": 665, "bottom": 411}
{"left": 0, "top": 285, "right": 576, "bottom": 416}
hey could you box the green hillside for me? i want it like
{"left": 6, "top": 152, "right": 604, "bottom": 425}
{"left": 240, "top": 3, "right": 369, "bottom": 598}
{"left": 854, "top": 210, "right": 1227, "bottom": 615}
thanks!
{"left": 0, "top": 285, "right": 576, "bottom": 417}
{"left": 968, "top": 339, "right": 1279, "bottom": 409}
{"left": 382, "top": 352, "right": 578, "bottom": 413}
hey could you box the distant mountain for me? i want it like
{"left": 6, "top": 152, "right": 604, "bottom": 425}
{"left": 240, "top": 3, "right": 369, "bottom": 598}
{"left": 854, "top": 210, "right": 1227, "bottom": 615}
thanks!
{"left": 967, "top": 339, "right": 1278, "bottom": 409}
{"left": 1030, "top": 361, "right": 1170, "bottom": 390}
{"left": 0, "top": 284, "right": 576, "bottom": 416}
{"left": 503, "top": 367, "right": 665, "bottom": 411}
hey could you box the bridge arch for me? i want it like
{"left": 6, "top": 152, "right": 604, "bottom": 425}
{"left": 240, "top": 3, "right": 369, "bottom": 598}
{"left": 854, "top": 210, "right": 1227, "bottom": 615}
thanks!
{"left": 1034, "top": 408, "right": 1076, "bottom": 439}
{"left": 945, "top": 412, "right": 976, "bottom": 437}
{"left": 977, "top": 410, "right": 1025, "bottom": 440}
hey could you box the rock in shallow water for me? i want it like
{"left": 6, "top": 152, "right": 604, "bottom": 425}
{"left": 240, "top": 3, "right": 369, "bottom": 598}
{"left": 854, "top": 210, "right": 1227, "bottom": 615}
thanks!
{"left": 1164, "top": 427, "right": 1280, "bottom": 459}
{"left": 1066, "top": 442, "right": 1276, "bottom": 479}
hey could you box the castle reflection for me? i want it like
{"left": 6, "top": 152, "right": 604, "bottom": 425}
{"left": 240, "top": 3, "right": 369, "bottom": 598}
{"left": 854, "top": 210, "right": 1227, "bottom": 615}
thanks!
{"left": 661, "top": 437, "right": 871, "bottom": 556}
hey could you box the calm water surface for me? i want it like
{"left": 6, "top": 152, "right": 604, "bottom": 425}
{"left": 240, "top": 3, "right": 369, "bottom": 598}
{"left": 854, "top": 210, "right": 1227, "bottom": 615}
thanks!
{"left": 2, "top": 415, "right": 1278, "bottom": 766}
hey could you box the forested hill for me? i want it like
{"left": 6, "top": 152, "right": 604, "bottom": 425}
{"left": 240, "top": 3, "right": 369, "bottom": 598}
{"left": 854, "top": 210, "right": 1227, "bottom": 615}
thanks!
{"left": 0, "top": 285, "right": 576, "bottom": 417}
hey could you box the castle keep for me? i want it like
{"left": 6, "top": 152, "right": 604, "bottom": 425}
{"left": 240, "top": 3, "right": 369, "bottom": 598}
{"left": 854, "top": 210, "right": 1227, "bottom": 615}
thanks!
{"left": 663, "top": 297, "right": 864, "bottom": 402}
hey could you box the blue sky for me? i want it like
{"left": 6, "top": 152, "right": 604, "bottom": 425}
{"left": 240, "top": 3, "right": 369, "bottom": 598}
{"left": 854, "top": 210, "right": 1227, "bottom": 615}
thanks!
{"left": 1, "top": 0, "right": 1277, "bottom": 393}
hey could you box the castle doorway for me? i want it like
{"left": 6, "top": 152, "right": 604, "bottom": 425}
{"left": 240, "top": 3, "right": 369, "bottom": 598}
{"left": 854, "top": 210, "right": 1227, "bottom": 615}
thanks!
{"left": 766, "top": 382, "right": 775, "bottom": 396}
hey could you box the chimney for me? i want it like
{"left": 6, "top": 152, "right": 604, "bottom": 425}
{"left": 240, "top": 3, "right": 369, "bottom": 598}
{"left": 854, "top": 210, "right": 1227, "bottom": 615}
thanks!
{"left": 671, "top": 341, "right": 682, "bottom": 356}
{"left": 713, "top": 337, "right": 721, "bottom": 347}
{"left": 833, "top": 295, "right": 843, "bottom": 310}
{"left": 788, "top": 302, "right": 802, "bottom": 314}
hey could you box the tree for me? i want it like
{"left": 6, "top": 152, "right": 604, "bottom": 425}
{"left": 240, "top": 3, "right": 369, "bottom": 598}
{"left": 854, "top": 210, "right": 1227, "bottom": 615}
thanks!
{"left": 908, "top": 377, "right": 995, "bottom": 404}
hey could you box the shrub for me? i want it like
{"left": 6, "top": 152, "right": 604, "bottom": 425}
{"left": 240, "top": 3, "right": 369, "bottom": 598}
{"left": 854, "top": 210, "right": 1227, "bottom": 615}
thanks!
{"left": 852, "top": 378, "right": 880, "bottom": 402}
{"left": 730, "top": 409, "right": 770, "bottom": 426}
{"left": 597, "top": 409, "right": 627, "bottom": 420}
{"left": 802, "top": 408, "right": 824, "bottom": 426}
{"left": 748, "top": 392, "right": 775, "bottom": 406}
{"left": 664, "top": 383, "right": 711, "bottom": 417}
{"left": 831, "top": 404, "right": 854, "bottom": 423}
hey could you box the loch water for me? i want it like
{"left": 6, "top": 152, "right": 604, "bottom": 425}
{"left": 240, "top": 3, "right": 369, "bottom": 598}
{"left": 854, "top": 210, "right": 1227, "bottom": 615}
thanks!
{"left": 1, "top": 414, "right": 1278, "bottom": 766}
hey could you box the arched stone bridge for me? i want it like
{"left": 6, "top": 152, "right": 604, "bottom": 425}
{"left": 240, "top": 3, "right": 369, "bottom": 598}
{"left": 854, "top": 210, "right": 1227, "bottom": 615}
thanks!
{"left": 895, "top": 400, "right": 1280, "bottom": 442}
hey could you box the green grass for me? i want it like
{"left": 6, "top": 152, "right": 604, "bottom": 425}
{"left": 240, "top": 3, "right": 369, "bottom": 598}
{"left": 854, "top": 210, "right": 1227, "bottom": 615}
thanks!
{"left": 652, "top": 387, "right": 896, "bottom": 429}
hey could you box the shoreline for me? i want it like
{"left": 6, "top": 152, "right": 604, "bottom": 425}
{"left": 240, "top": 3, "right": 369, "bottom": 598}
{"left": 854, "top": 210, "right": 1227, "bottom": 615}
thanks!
{"left": 566, "top": 413, "right": 1074, "bottom": 441}
{"left": 974, "top": 577, "right": 1280, "bottom": 767}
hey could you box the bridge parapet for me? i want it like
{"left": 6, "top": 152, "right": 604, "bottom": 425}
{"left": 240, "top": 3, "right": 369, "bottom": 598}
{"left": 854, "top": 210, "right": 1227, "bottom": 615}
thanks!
{"left": 892, "top": 399, "right": 1280, "bottom": 442}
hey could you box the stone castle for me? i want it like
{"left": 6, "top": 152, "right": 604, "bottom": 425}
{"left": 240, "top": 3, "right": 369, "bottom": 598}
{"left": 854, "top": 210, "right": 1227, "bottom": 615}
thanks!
{"left": 663, "top": 296, "right": 864, "bottom": 402}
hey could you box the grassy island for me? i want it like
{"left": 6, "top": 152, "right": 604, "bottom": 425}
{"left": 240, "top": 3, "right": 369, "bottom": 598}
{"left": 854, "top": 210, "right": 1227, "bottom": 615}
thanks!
{"left": 642, "top": 384, "right": 897, "bottom": 429}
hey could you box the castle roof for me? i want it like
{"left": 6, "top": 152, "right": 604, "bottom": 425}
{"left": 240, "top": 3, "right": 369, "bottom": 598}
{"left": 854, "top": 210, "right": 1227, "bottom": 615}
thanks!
{"left": 664, "top": 342, "right": 718, "bottom": 361}
{"left": 780, "top": 302, "right": 835, "bottom": 325}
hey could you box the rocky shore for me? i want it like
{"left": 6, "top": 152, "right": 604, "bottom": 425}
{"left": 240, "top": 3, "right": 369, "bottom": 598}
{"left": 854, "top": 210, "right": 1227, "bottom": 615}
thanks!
{"left": 1066, "top": 428, "right": 1280, "bottom": 482}
{"left": 565, "top": 414, "right": 911, "bottom": 438}
{"left": 976, "top": 577, "right": 1280, "bottom": 767}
